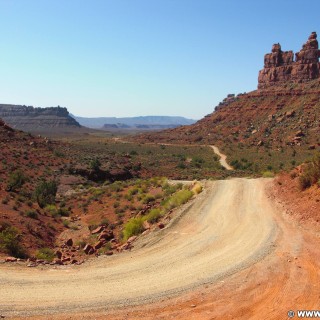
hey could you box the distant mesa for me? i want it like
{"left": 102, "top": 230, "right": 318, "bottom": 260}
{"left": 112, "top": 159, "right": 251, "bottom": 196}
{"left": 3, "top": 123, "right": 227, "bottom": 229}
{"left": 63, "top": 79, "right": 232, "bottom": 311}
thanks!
{"left": 0, "top": 104, "right": 81, "bottom": 131}
{"left": 258, "top": 32, "right": 320, "bottom": 89}
{"left": 103, "top": 123, "right": 130, "bottom": 129}
{"left": 72, "top": 115, "right": 196, "bottom": 130}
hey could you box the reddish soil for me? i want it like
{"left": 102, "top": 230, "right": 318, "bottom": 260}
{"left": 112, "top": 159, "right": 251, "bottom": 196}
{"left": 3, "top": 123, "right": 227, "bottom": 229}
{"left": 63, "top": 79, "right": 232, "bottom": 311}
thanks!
{"left": 274, "top": 169, "right": 320, "bottom": 230}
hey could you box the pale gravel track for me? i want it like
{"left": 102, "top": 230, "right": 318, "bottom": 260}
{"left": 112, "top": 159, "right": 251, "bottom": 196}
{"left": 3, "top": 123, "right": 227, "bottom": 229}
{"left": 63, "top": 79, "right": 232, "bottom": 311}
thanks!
{"left": 0, "top": 178, "right": 277, "bottom": 318}
{"left": 211, "top": 145, "right": 233, "bottom": 170}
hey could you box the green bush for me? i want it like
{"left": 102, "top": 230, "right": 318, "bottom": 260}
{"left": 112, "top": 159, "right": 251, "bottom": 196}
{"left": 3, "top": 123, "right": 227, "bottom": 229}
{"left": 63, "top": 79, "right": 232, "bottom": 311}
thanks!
{"left": 145, "top": 209, "right": 162, "bottom": 223}
{"left": 142, "top": 194, "right": 155, "bottom": 204}
{"left": 0, "top": 224, "right": 27, "bottom": 258}
{"left": 34, "top": 180, "right": 57, "bottom": 208}
{"left": 89, "top": 158, "right": 101, "bottom": 171}
{"left": 35, "top": 248, "right": 55, "bottom": 262}
{"left": 62, "top": 219, "right": 70, "bottom": 228}
{"left": 128, "top": 187, "right": 139, "bottom": 196}
{"left": 25, "top": 210, "right": 38, "bottom": 219}
{"left": 122, "top": 217, "right": 145, "bottom": 241}
{"left": 299, "top": 153, "right": 320, "bottom": 190}
{"left": 6, "top": 170, "right": 27, "bottom": 191}
{"left": 163, "top": 189, "right": 193, "bottom": 210}
{"left": 262, "top": 171, "right": 274, "bottom": 178}
{"left": 57, "top": 207, "right": 70, "bottom": 217}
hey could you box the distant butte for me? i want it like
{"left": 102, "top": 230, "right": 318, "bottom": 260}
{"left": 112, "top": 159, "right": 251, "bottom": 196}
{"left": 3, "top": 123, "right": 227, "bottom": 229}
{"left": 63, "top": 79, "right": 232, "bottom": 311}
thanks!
{"left": 258, "top": 32, "right": 320, "bottom": 89}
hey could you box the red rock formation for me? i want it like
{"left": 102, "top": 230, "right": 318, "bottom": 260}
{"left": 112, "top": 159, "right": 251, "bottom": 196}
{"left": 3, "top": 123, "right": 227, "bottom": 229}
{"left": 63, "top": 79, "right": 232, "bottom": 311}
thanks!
{"left": 258, "top": 32, "right": 320, "bottom": 89}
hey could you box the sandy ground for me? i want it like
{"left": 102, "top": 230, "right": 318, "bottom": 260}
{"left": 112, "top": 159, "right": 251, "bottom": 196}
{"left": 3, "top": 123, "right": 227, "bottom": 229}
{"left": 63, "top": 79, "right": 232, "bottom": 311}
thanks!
{"left": 0, "top": 178, "right": 283, "bottom": 319}
{"left": 210, "top": 146, "right": 233, "bottom": 170}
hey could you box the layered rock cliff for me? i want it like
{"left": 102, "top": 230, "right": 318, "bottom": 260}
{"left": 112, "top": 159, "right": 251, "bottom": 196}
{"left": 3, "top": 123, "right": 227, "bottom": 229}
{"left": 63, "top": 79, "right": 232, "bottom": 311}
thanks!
{"left": 258, "top": 32, "right": 320, "bottom": 89}
{"left": 0, "top": 105, "right": 81, "bottom": 130}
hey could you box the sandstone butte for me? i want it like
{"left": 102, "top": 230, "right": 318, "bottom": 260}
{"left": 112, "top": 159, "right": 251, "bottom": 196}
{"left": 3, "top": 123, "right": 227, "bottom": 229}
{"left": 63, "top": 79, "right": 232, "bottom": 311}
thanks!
{"left": 258, "top": 31, "right": 320, "bottom": 89}
{"left": 133, "top": 32, "right": 320, "bottom": 150}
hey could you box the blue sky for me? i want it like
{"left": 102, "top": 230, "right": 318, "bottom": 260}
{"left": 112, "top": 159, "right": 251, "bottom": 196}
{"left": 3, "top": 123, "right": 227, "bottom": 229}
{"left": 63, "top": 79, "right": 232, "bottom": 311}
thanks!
{"left": 0, "top": 0, "right": 319, "bottom": 119}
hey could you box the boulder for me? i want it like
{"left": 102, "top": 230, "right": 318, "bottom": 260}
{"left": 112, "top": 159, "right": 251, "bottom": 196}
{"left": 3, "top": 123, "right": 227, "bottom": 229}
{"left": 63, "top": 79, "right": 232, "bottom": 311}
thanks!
{"left": 65, "top": 238, "right": 73, "bottom": 247}
{"left": 94, "top": 241, "right": 104, "bottom": 250}
{"left": 91, "top": 226, "right": 105, "bottom": 234}
{"left": 158, "top": 223, "right": 165, "bottom": 229}
{"left": 55, "top": 250, "right": 63, "bottom": 259}
{"left": 98, "top": 230, "right": 114, "bottom": 241}
{"left": 53, "top": 259, "right": 63, "bottom": 265}
{"left": 143, "top": 221, "right": 151, "bottom": 230}
{"left": 62, "top": 257, "right": 71, "bottom": 263}
{"left": 83, "top": 244, "right": 95, "bottom": 255}
{"left": 127, "top": 236, "right": 137, "bottom": 243}
{"left": 5, "top": 257, "right": 17, "bottom": 262}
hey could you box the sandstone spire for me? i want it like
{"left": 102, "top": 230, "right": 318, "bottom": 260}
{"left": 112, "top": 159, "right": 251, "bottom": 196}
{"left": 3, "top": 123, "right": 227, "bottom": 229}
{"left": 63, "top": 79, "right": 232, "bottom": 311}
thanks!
{"left": 258, "top": 32, "right": 320, "bottom": 89}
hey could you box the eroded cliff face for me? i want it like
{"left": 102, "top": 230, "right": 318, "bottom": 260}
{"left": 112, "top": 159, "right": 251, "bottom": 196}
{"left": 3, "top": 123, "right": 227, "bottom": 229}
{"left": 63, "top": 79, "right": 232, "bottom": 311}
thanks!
{"left": 0, "top": 105, "right": 80, "bottom": 130}
{"left": 258, "top": 32, "right": 320, "bottom": 89}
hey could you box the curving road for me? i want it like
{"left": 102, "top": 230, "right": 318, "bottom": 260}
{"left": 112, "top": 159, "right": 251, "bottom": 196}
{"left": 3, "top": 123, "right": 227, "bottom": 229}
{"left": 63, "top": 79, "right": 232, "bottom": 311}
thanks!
{"left": 0, "top": 178, "right": 277, "bottom": 318}
{"left": 211, "top": 145, "right": 233, "bottom": 170}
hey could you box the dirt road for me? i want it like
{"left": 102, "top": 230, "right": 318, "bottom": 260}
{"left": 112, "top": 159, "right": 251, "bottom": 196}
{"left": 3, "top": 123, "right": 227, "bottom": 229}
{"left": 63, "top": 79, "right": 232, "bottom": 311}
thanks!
{"left": 0, "top": 178, "right": 279, "bottom": 318}
{"left": 211, "top": 145, "right": 233, "bottom": 170}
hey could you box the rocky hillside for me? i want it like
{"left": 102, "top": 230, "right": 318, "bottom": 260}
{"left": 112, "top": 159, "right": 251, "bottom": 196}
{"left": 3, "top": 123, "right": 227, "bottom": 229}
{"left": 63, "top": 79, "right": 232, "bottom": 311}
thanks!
{"left": 0, "top": 119, "right": 141, "bottom": 261}
{"left": 135, "top": 32, "right": 320, "bottom": 160}
{"left": 0, "top": 105, "right": 81, "bottom": 131}
{"left": 0, "top": 119, "right": 71, "bottom": 257}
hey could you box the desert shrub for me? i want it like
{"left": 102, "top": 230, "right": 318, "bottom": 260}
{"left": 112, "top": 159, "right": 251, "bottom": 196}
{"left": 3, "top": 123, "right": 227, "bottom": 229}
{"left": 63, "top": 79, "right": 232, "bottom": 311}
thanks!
{"left": 177, "top": 162, "right": 186, "bottom": 169}
{"left": 122, "top": 217, "right": 145, "bottom": 241}
{"left": 154, "top": 192, "right": 164, "bottom": 199}
{"left": 35, "top": 248, "right": 55, "bottom": 262}
{"left": 98, "top": 242, "right": 112, "bottom": 254}
{"left": 89, "top": 158, "right": 101, "bottom": 171}
{"left": 125, "top": 194, "right": 133, "bottom": 201}
{"left": 53, "top": 150, "right": 65, "bottom": 158}
{"left": 62, "top": 219, "right": 70, "bottom": 228}
{"left": 1, "top": 196, "right": 9, "bottom": 205}
{"left": 145, "top": 209, "right": 162, "bottom": 223}
{"left": 75, "top": 240, "right": 86, "bottom": 248}
{"left": 262, "top": 171, "right": 274, "bottom": 178}
{"left": 143, "top": 194, "right": 155, "bottom": 204}
{"left": 163, "top": 183, "right": 179, "bottom": 196}
{"left": 299, "top": 153, "right": 320, "bottom": 190}
{"left": 88, "top": 222, "right": 98, "bottom": 231}
{"left": 0, "top": 224, "right": 27, "bottom": 258}
{"left": 110, "top": 182, "right": 123, "bottom": 192}
{"left": 163, "top": 189, "right": 193, "bottom": 210}
{"left": 27, "top": 200, "right": 33, "bottom": 207}
{"left": 34, "top": 180, "right": 57, "bottom": 208}
{"left": 25, "top": 210, "right": 38, "bottom": 219}
{"left": 128, "top": 187, "right": 139, "bottom": 196}
{"left": 99, "top": 218, "right": 109, "bottom": 226}
{"left": 191, "top": 182, "right": 203, "bottom": 195}
{"left": 192, "top": 156, "right": 204, "bottom": 168}
{"left": 45, "top": 205, "right": 59, "bottom": 217}
{"left": 57, "top": 207, "right": 70, "bottom": 217}
{"left": 6, "top": 170, "right": 27, "bottom": 191}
